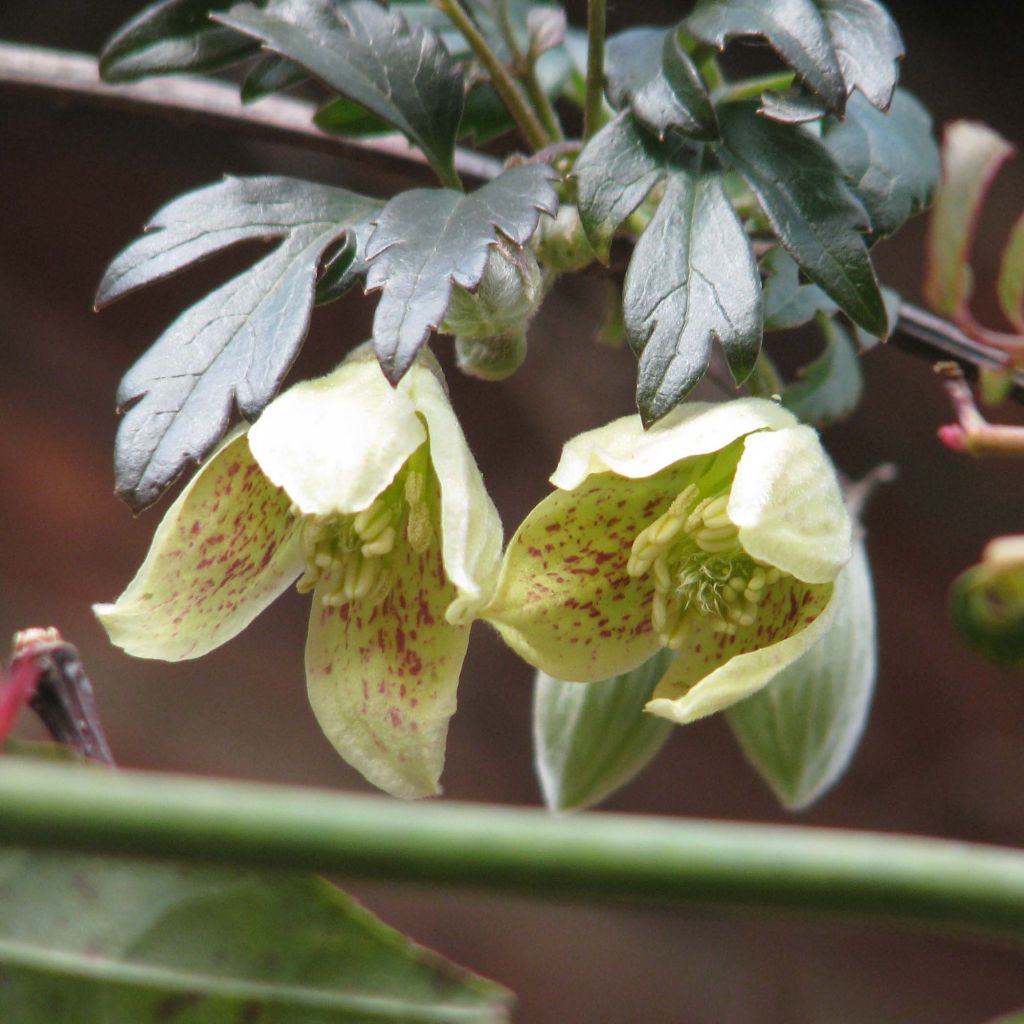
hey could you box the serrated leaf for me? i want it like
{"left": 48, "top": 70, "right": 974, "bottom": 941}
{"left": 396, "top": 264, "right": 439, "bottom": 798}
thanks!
{"left": 688, "top": 0, "right": 902, "bottom": 113}
{"left": 687, "top": 0, "right": 846, "bottom": 113}
{"left": 923, "top": 121, "right": 1015, "bottom": 322}
{"left": 997, "top": 214, "right": 1024, "bottom": 333}
{"left": 604, "top": 27, "right": 717, "bottom": 141}
{"left": 624, "top": 168, "right": 762, "bottom": 423}
{"left": 726, "top": 541, "right": 876, "bottom": 810}
{"left": 100, "top": 0, "right": 259, "bottom": 82}
{"left": 823, "top": 89, "right": 939, "bottom": 241}
{"left": 534, "top": 650, "right": 675, "bottom": 812}
{"left": 781, "top": 315, "right": 862, "bottom": 427}
{"left": 761, "top": 248, "right": 838, "bottom": 330}
{"left": 759, "top": 88, "right": 827, "bottom": 125}
{"left": 718, "top": 102, "right": 887, "bottom": 337}
{"left": 241, "top": 52, "right": 308, "bottom": 101}
{"left": 363, "top": 165, "right": 558, "bottom": 382}
{"left": 573, "top": 111, "right": 699, "bottom": 259}
{"left": 0, "top": 844, "right": 511, "bottom": 1022}
{"left": 218, "top": 0, "right": 465, "bottom": 185}
{"left": 98, "top": 176, "right": 380, "bottom": 511}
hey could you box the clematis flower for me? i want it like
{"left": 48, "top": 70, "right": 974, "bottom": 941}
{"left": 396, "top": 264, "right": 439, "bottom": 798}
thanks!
{"left": 482, "top": 399, "right": 851, "bottom": 724}
{"left": 95, "top": 347, "right": 502, "bottom": 798}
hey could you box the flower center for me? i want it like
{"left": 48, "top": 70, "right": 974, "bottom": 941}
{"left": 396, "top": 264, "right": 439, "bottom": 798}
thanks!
{"left": 294, "top": 445, "right": 436, "bottom": 608}
{"left": 627, "top": 481, "right": 785, "bottom": 647}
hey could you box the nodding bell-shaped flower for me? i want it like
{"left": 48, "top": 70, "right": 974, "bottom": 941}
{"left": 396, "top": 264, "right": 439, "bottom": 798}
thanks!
{"left": 481, "top": 399, "right": 851, "bottom": 724}
{"left": 94, "top": 347, "right": 502, "bottom": 798}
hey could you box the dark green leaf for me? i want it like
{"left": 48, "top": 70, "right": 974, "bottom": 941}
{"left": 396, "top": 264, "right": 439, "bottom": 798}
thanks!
{"left": 687, "top": 0, "right": 846, "bottom": 113}
{"left": 241, "top": 52, "right": 308, "bottom": 101}
{"left": 781, "top": 315, "right": 863, "bottom": 427}
{"left": 573, "top": 111, "right": 699, "bottom": 259}
{"left": 717, "top": 102, "right": 887, "bottom": 337}
{"left": 315, "top": 96, "right": 392, "bottom": 137}
{"left": 604, "top": 27, "right": 717, "bottom": 140}
{"left": 816, "top": 0, "right": 903, "bottom": 109}
{"left": 625, "top": 168, "right": 762, "bottom": 423}
{"left": 853, "top": 284, "right": 900, "bottom": 350}
{"left": 824, "top": 90, "right": 939, "bottom": 240}
{"left": 687, "top": 0, "right": 902, "bottom": 114}
{"left": 219, "top": 0, "right": 465, "bottom": 185}
{"left": 727, "top": 541, "right": 876, "bottom": 810}
{"left": 759, "top": 88, "right": 827, "bottom": 125}
{"left": 100, "top": 0, "right": 258, "bottom": 81}
{"left": 0, "top": 846, "right": 511, "bottom": 1022}
{"left": 534, "top": 650, "right": 675, "bottom": 812}
{"left": 364, "top": 165, "right": 558, "bottom": 382}
{"left": 98, "top": 176, "right": 380, "bottom": 511}
{"left": 761, "top": 248, "right": 837, "bottom": 330}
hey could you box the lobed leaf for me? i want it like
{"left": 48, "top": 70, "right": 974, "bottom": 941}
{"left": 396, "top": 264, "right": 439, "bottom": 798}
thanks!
{"left": 624, "top": 167, "right": 762, "bottom": 423}
{"left": 823, "top": 89, "right": 939, "bottom": 241}
{"left": 761, "top": 248, "right": 837, "bottom": 330}
{"left": 0, "top": 844, "right": 511, "bottom": 1022}
{"left": 534, "top": 650, "right": 675, "bottom": 813}
{"left": 100, "top": 0, "right": 258, "bottom": 82}
{"left": 363, "top": 164, "right": 558, "bottom": 382}
{"left": 241, "top": 52, "right": 308, "bottom": 101}
{"left": 218, "top": 0, "right": 465, "bottom": 185}
{"left": 604, "top": 27, "right": 717, "bottom": 141}
{"left": 726, "top": 541, "right": 876, "bottom": 810}
{"left": 718, "top": 102, "right": 887, "bottom": 337}
{"left": 781, "top": 315, "right": 863, "bottom": 427}
{"left": 98, "top": 175, "right": 380, "bottom": 511}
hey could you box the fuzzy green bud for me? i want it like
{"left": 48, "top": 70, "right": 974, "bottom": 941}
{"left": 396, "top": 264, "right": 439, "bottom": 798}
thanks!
{"left": 454, "top": 331, "right": 528, "bottom": 382}
{"left": 533, "top": 205, "right": 597, "bottom": 273}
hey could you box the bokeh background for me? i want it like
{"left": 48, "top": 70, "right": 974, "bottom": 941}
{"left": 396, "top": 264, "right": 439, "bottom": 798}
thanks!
{"left": 3, "top": 2, "right": 1024, "bottom": 1020}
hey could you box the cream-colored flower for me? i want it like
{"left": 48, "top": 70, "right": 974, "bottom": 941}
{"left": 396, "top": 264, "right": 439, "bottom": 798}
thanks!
{"left": 95, "top": 349, "right": 502, "bottom": 798}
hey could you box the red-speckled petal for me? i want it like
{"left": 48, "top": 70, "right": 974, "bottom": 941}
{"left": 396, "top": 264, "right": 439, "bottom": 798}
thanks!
{"left": 305, "top": 540, "right": 470, "bottom": 799}
{"left": 647, "top": 578, "right": 836, "bottom": 723}
{"left": 483, "top": 465, "right": 696, "bottom": 682}
{"left": 94, "top": 430, "right": 303, "bottom": 661}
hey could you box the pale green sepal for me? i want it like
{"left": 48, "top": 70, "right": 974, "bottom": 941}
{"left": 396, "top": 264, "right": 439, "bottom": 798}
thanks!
{"left": 534, "top": 649, "right": 675, "bottom": 812}
{"left": 404, "top": 364, "right": 504, "bottom": 625}
{"left": 729, "top": 426, "right": 851, "bottom": 584}
{"left": 248, "top": 357, "right": 426, "bottom": 517}
{"left": 94, "top": 430, "right": 304, "bottom": 661}
{"left": 647, "top": 577, "right": 838, "bottom": 723}
{"left": 550, "top": 398, "right": 797, "bottom": 490}
{"left": 305, "top": 546, "right": 470, "bottom": 800}
{"left": 726, "top": 542, "right": 876, "bottom": 810}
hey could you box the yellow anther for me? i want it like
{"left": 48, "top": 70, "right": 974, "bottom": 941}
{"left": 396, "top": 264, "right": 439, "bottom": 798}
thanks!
{"left": 701, "top": 494, "right": 729, "bottom": 521}
{"left": 406, "top": 504, "right": 433, "bottom": 554}
{"left": 361, "top": 525, "right": 396, "bottom": 558}
{"left": 341, "top": 556, "right": 362, "bottom": 599}
{"left": 695, "top": 533, "right": 739, "bottom": 554}
{"left": 746, "top": 567, "right": 766, "bottom": 591}
{"left": 728, "top": 576, "right": 746, "bottom": 592}
{"left": 652, "top": 590, "right": 668, "bottom": 633}
{"left": 653, "top": 554, "right": 672, "bottom": 591}
{"left": 721, "top": 585, "right": 739, "bottom": 604}
{"left": 354, "top": 505, "right": 393, "bottom": 542}
{"left": 404, "top": 470, "right": 425, "bottom": 505}
{"left": 351, "top": 557, "right": 381, "bottom": 600}
{"left": 653, "top": 513, "right": 686, "bottom": 545}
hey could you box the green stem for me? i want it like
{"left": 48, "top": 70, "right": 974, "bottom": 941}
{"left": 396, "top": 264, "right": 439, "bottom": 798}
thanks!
{"left": 720, "top": 70, "right": 797, "bottom": 103}
{"left": 437, "top": 0, "right": 550, "bottom": 151}
{"left": 582, "top": 0, "right": 605, "bottom": 141}
{"left": 521, "top": 56, "right": 564, "bottom": 142}
{"left": 4, "top": 759, "right": 1024, "bottom": 946}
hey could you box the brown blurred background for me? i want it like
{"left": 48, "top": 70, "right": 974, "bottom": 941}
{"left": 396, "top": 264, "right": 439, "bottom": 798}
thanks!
{"left": 2, "top": 2, "right": 1024, "bottom": 1020}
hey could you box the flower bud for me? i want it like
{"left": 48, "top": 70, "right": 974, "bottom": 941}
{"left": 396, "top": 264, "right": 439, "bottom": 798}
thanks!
{"left": 533, "top": 205, "right": 597, "bottom": 273}
{"left": 455, "top": 331, "right": 528, "bottom": 382}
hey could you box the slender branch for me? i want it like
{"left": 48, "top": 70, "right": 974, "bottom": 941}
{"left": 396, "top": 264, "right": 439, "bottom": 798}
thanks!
{"left": 435, "top": 0, "right": 551, "bottom": 151}
{"left": 935, "top": 363, "right": 1024, "bottom": 455}
{"left": 0, "top": 41, "right": 503, "bottom": 185}
{"left": 582, "top": 0, "right": 606, "bottom": 142}
{"left": 4, "top": 760, "right": 1024, "bottom": 946}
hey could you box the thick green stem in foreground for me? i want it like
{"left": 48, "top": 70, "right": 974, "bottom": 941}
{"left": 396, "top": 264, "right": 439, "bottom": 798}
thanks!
{"left": 582, "top": 0, "right": 605, "bottom": 141}
{"left": 3, "top": 760, "right": 1024, "bottom": 947}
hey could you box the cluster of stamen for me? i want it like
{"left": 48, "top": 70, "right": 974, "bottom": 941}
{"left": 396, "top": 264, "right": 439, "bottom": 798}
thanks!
{"left": 294, "top": 460, "right": 434, "bottom": 608}
{"left": 627, "top": 483, "right": 782, "bottom": 647}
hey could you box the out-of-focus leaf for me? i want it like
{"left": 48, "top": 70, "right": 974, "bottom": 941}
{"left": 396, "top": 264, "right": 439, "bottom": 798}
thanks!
{"left": 923, "top": 121, "right": 1015, "bottom": 321}
{"left": 781, "top": 315, "right": 862, "bottom": 427}
{"left": 687, "top": 0, "right": 902, "bottom": 113}
{"left": 761, "top": 248, "right": 837, "bottom": 330}
{"left": 241, "top": 52, "right": 307, "bottom": 101}
{"left": 604, "top": 27, "right": 717, "bottom": 140}
{"left": 364, "top": 165, "right": 558, "bottom": 382}
{"left": 853, "top": 285, "right": 900, "bottom": 350}
{"left": 718, "top": 102, "right": 887, "bottom": 337}
{"left": 534, "top": 650, "right": 675, "bottom": 812}
{"left": 99, "top": 0, "right": 258, "bottom": 82}
{"left": 0, "top": 845, "right": 511, "bottom": 1022}
{"left": 824, "top": 90, "right": 939, "bottom": 241}
{"left": 219, "top": 0, "right": 465, "bottom": 185}
{"left": 573, "top": 111, "right": 699, "bottom": 259}
{"left": 997, "top": 214, "right": 1024, "bottom": 333}
{"left": 97, "top": 175, "right": 380, "bottom": 511}
{"left": 726, "top": 541, "right": 876, "bottom": 810}
{"left": 759, "top": 88, "right": 827, "bottom": 125}
{"left": 951, "top": 536, "right": 1024, "bottom": 669}
{"left": 624, "top": 167, "right": 762, "bottom": 423}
